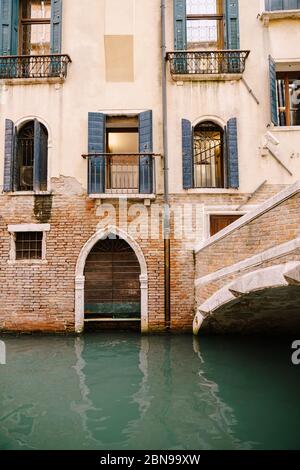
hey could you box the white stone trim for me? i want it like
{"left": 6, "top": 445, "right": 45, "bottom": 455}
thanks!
{"left": 195, "top": 181, "right": 300, "bottom": 253}
{"left": 89, "top": 194, "right": 156, "bottom": 200}
{"left": 203, "top": 210, "right": 247, "bottom": 240}
{"left": 3, "top": 191, "right": 52, "bottom": 197}
{"left": 260, "top": 10, "right": 300, "bottom": 26}
{"left": 1, "top": 77, "right": 65, "bottom": 86}
{"left": 192, "top": 115, "right": 227, "bottom": 129}
{"left": 173, "top": 73, "right": 243, "bottom": 82}
{"left": 271, "top": 126, "right": 300, "bottom": 132}
{"left": 13, "top": 116, "right": 53, "bottom": 192}
{"left": 75, "top": 225, "right": 148, "bottom": 334}
{"left": 186, "top": 188, "right": 240, "bottom": 195}
{"left": 193, "top": 261, "right": 300, "bottom": 335}
{"left": 195, "top": 237, "right": 300, "bottom": 288}
{"left": 96, "top": 109, "right": 149, "bottom": 115}
{"left": 7, "top": 225, "right": 49, "bottom": 263}
{"left": 8, "top": 224, "right": 50, "bottom": 232}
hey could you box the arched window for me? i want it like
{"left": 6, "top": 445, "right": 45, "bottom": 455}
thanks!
{"left": 16, "top": 120, "right": 48, "bottom": 192}
{"left": 193, "top": 121, "right": 224, "bottom": 188}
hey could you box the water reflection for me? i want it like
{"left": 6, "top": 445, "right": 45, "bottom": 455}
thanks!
{"left": 0, "top": 334, "right": 299, "bottom": 450}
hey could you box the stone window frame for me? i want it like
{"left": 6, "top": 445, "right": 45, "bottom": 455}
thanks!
{"left": 7, "top": 224, "right": 50, "bottom": 264}
{"left": 204, "top": 208, "right": 247, "bottom": 240}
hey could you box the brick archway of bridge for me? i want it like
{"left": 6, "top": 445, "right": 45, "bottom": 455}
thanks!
{"left": 193, "top": 182, "right": 300, "bottom": 335}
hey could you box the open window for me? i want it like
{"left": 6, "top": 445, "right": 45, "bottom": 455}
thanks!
{"left": 182, "top": 118, "right": 239, "bottom": 190}
{"left": 87, "top": 111, "right": 154, "bottom": 196}
{"left": 170, "top": 1, "right": 247, "bottom": 78}
{"left": 3, "top": 119, "right": 48, "bottom": 193}
{"left": 173, "top": 0, "right": 240, "bottom": 51}
{"left": 106, "top": 116, "right": 139, "bottom": 193}
{"left": 0, "top": 1, "right": 70, "bottom": 80}
{"left": 193, "top": 121, "right": 224, "bottom": 188}
{"left": 269, "top": 57, "right": 300, "bottom": 126}
{"left": 186, "top": 0, "right": 224, "bottom": 49}
{"left": 20, "top": 0, "right": 51, "bottom": 56}
{"left": 276, "top": 72, "right": 300, "bottom": 126}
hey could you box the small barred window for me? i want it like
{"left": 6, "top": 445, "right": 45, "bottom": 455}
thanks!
{"left": 15, "top": 232, "right": 43, "bottom": 260}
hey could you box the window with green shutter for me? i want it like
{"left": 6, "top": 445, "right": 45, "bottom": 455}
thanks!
{"left": 3, "top": 119, "right": 48, "bottom": 193}
{"left": 182, "top": 118, "right": 240, "bottom": 189}
{"left": 173, "top": 0, "right": 240, "bottom": 50}
{"left": 0, "top": 0, "right": 63, "bottom": 56}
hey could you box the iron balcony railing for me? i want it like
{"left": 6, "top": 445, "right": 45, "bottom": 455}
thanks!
{"left": 0, "top": 54, "right": 72, "bottom": 79}
{"left": 82, "top": 153, "right": 157, "bottom": 196}
{"left": 167, "top": 50, "right": 250, "bottom": 76}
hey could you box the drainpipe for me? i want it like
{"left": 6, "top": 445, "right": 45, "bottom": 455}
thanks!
{"left": 161, "top": 0, "right": 171, "bottom": 330}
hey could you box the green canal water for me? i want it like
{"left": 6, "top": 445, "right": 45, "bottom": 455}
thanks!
{"left": 0, "top": 333, "right": 299, "bottom": 450}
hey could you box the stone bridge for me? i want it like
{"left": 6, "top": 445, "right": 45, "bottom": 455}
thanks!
{"left": 193, "top": 182, "right": 300, "bottom": 335}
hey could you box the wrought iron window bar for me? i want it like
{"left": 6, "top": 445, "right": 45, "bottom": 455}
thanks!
{"left": 167, "top": 50, "right": 250, "bottom": 75}
{"left": 82, "top": 153, "right": 157, "bottom": 195}
{"left": 0, "top": 54, "right": 72, "bottom": 79}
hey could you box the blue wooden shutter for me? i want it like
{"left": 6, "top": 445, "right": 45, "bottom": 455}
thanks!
{"left": 182, "top": 119, "right": 193, "bottom": 190}
{"left": 88, "top": 113, "right": 106, "bottom": 194}
{"left": 225, "top": 0, "right": 240, "bottom": 50}
{"left": 50, "top": 0, "right": 62, "bottom": 54}
{"left": 33, "top": 120, "right": 41, "bottom": 192}
{"left": 174, "top": 0, "right": 187, "bottom": 50}
{"left": 3, "top": 119, "right": 15, "bottom": 192}
{"left": 11, "top": 0, "right": 18, "bottom": 54}
{"left": 0, "top": 0, "right": 13, "bottom": 55}
{"left": 139, "top": 110, "right": 153, "bottom": 194}
{"left": 269, "top": 55, "right": 278, "bottom": 126}
{"left": 33, "top": 120, "right": 48, "bottom": 192}
{"left": 226, "top": 118, "right": 239, "bottom": 189}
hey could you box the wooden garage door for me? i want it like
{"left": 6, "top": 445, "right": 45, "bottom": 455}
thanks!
{"left": 84, "top": 237, "right": 141, "bottom": 319}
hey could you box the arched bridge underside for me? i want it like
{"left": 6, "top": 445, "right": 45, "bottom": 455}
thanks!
{"left": 194, "top": 263, "right": 300, "bottom": 335}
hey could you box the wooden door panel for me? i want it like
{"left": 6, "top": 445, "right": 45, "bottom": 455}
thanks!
{"left": 84, "top": 237, "right": 141, "bottom": 319}
{"left": 210, "top": 215, "right": 242, "bottom": 237}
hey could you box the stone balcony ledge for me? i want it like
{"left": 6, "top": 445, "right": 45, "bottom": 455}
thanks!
{"left": 260, "top": 9, "right": 300, "bottom": 26}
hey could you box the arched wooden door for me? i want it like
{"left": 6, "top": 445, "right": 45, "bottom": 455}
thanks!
{"left": 84, "top": 236, "right": 141, "bottom": 321}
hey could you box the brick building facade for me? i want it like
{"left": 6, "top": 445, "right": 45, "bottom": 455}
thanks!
{"left": 0, "top": 0, "right": 299, "bottom": 333}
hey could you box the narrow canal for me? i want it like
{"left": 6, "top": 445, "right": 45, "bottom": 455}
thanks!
{"left": 0, "top": 333, "right": 299, "bottom": 450}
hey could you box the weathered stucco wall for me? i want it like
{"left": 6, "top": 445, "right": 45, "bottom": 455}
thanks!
{"left": 0, "top": 0, "right": 299, "bottom": 196}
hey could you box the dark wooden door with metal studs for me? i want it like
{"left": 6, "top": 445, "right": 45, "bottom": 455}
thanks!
{"left": 84, "top": 236, "right": 141, "bottom": 321}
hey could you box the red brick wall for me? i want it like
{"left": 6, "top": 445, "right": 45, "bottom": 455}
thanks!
{"left": 0, "top": 184, "right": 278, "bottom": 333}
{"left": 195, "top": 192, "right": 300, "bottom": 306}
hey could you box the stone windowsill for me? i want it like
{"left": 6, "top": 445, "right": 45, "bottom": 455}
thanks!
{"left": 173, "top": 73, "right": 243, "bottom": 83}
{"left": 89, "top": 193, "right": 156, "bottom": 200}
{"left": 0, "top": 77, "right": 65, "bottom": 86}
{"left": 260, "top": 10, "right": 300, "bottom": 26}
{"left": 7, "top": 260, "right": 48, "bottom": 266}
{"left": 3, "top": 191, "right": 52, "bottom": 196}
{"left": 186, "top": 188, "right": 240, "bottom": 195}
{"left": 271, "top": 126, "right": 300, "bottom": 132}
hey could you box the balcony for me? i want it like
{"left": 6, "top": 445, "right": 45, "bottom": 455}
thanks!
{"left": 167, "top": 50, "right": 250, "bottom": 82}
{"left": 83, "top": 154, "right": 157, "bottom": 199}
{"left": 0, "top": 54, "right": 72, "bottom": 83}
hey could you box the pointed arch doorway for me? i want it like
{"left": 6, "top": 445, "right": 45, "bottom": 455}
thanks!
{"left": 84, "top": 236, "right": 141, "bottom": 322}
{"left": 75, "top": 227, "right": 148, "bottom": 333}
